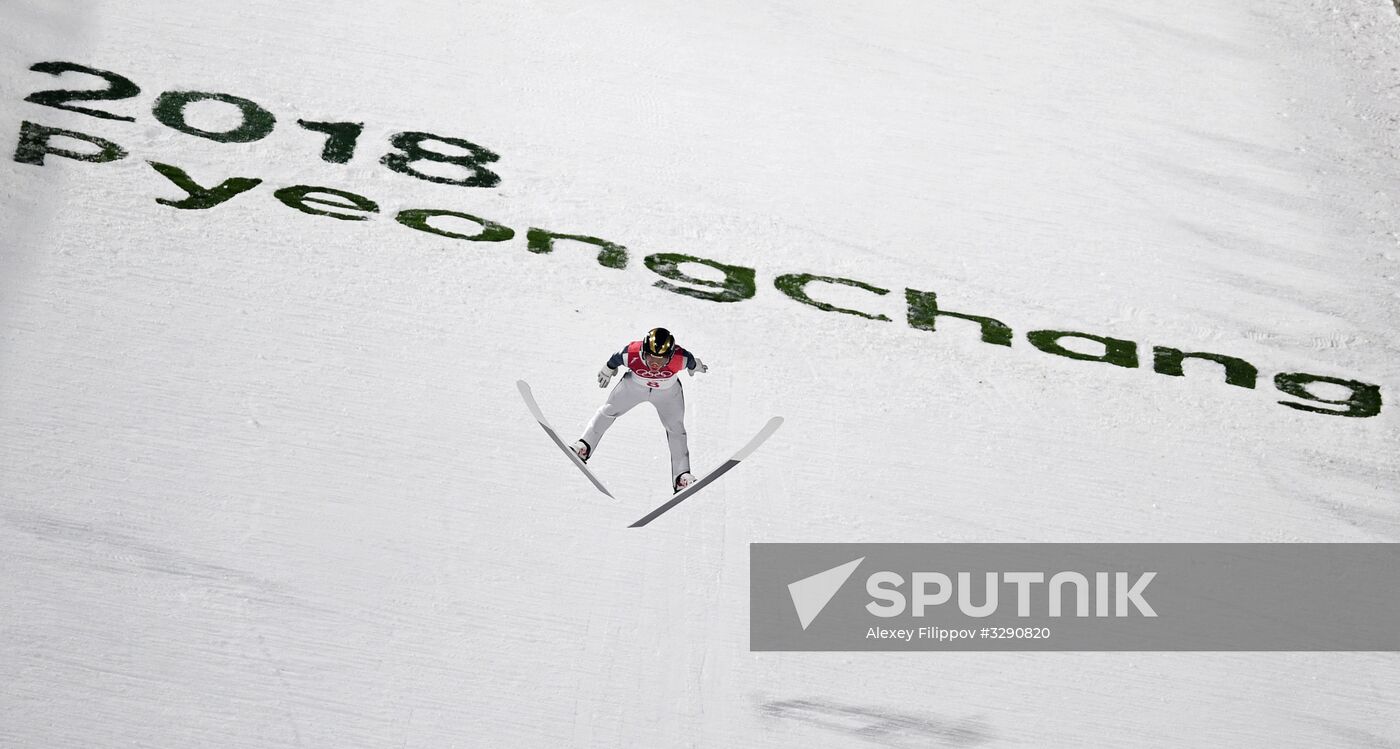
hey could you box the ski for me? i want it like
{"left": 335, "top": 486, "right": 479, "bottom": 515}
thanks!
{"left": 517, "top": 380, "right": 616, "bottom": 500}
{"left": 629, "top": 416, "right": 783, "bottom": 528}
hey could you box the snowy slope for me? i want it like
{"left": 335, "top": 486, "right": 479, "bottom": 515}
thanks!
{"left": 2, "top": 1, "right": 1399, "bottom": 747}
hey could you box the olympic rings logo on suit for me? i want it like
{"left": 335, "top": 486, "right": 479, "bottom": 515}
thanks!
{"left": 622, "top": 341, "right": 685, "bottom": 388}
{"left": 633, "top": 368, "right": 674, "bottom": 387}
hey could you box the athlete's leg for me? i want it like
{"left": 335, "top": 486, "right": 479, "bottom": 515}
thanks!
{"left": 650, "top": 383, "right": 691, "bottom": 478}
{"left": 580, "top": 377, "right": 646, "bottom": 456}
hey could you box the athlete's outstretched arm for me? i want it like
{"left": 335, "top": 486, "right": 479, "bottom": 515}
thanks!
{"left": 683, "top": 349, "right": 708, "bottom": 375}
{"left": 598, "top": 346, "right": 627, "bottom": 387}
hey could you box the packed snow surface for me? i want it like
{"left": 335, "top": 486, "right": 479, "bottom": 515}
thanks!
{"left": 2, "top": 1, "right": 1398, "bottom": 746}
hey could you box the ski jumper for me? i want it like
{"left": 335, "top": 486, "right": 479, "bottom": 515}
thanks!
{"left": 581, "top": 342, "right": 699, "bottom": 479}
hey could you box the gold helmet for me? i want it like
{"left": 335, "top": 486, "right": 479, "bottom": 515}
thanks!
{"left": 643, "top": 328, "right": 675, "bottom": 357}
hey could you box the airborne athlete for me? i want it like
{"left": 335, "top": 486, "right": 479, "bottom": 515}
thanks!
{"left": 517, "top": 327, "right": 779, "bottom": 522}
{"left": 571, "top": 327, "right": 708, "bottom": 493}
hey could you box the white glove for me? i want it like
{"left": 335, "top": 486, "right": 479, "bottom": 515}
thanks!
{"left": 598, "top": 366, "right": 616, "bottom": 388}
{"left": 688, "top": 357, "right": 708, "bottom": 376}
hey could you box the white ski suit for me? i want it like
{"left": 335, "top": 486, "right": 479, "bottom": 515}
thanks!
{"left": 580, "top": 340, "right": 700, "bottom": 479}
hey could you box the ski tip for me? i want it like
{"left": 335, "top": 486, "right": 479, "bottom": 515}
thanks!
{"left": 516, "top": 379, "right": 531, "bottom": 394}
{"left": 730, "top": 417, "right": 783, "bottom": 461}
